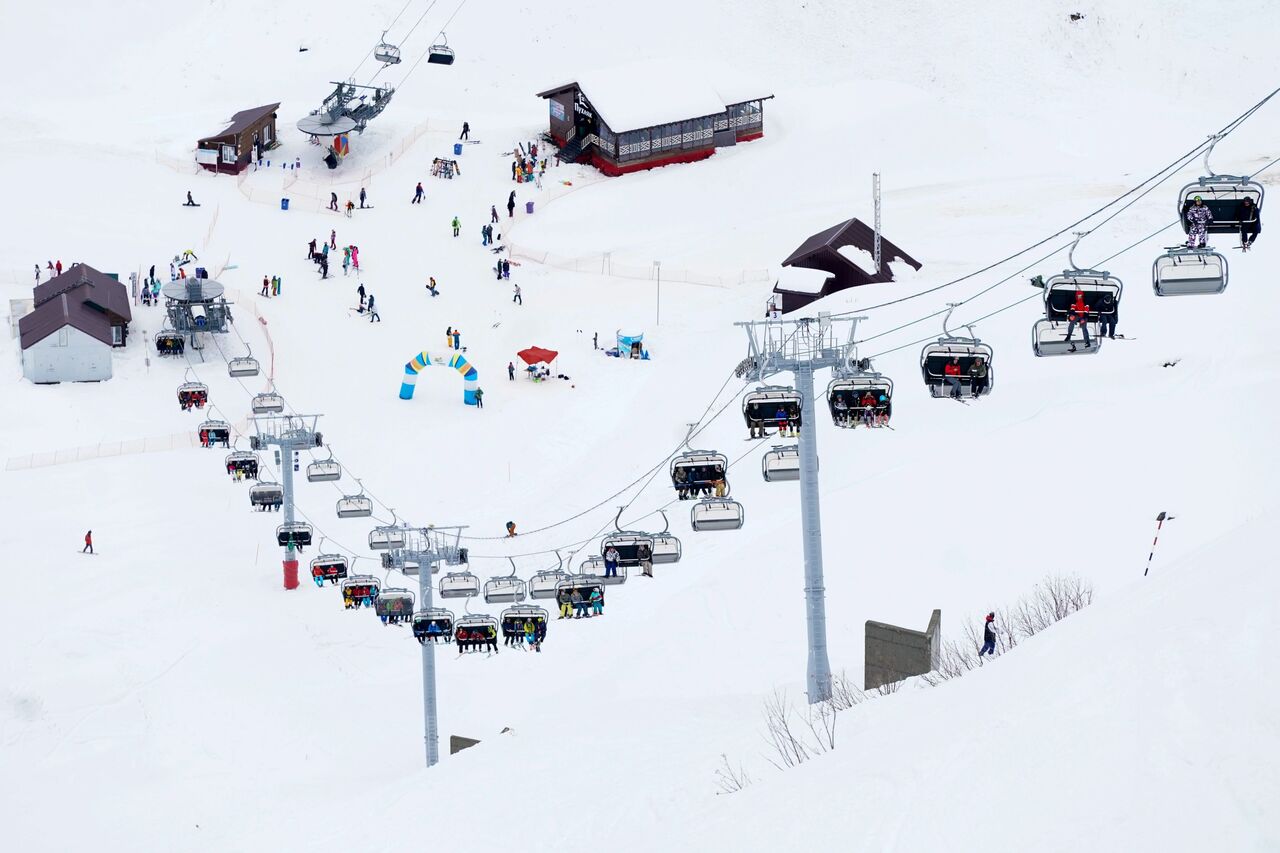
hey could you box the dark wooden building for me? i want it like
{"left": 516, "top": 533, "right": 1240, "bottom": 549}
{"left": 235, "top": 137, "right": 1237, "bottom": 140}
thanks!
{"left": 773, "top": 218, "right": 922, "bottom": 313}
{"left": 197, "top": 102, "right": 280, "bottom": 174}
{"left": 536, "top": 66, "right": 772, "bottom": 176}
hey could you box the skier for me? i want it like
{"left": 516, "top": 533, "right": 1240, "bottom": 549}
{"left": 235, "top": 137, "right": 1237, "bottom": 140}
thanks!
{"left": 185, "top": 191, "right": 197, "bottom": 207}
{"left": 342, "top": 246, "right": 351, "bottom": 276}
{"left": 452, "top": 329, "right": 460, "bottom": 350}
{"left": 506, "top": 521, "right": 517, "bottom": 537}
{"left": 1097, "top": 292, "right": 1118, "bottom": 339}
{"left": 426, "top": 277, "right": 439, "bottom": 297}
{"left": 1183, "top": 195, "right": 1213, "bottom": 248}
{"left": 321, "top": 241, "right": 330, "bottom": 258}
{"left": 1239, "top": 196, "right": 1260, "bottom": 250}
{"left": 979, "top": 612, "right": 998, "bottom": 657}
{"left": 330, "top": 229, "right": 336, "bottom": 249}
{"left": 357, "top": 283, "right": 366, "bottom": 308}
{"left": 590, "top": 587, "right": 604, "bottom": 616}
{"left": 459, "top": 121, "right": 470, "bottom": 140}
{"left": 412, "top": 182, "right": 424, "bottom": 204}
{"left": 351, "top": 245, "right": 360, "bottom": 272}
{"left": 968, "top": 357, "right": 989, "bottom": 396}
{"left": 507, "top": 191, "right": 516, "bottom": 218}
{"left": 345, "top": 200, "right": 355, "bottom": 217}
{"left": 603, "top": 546, "right": 620, "bottom": 578}
{"left": 1064, "top": 291, "right": 1092, "bottom": 352}
{"left": 329, "top": 192, "right": 339, "bottom": 212}
{"left": 490, "top": 205, "right": 499, "bottom": 224}
{"left": 308, "top": 238, "right": 317, "bottom": 258}
{"left": 638, "top": 542, "right": 653, "bottom": 578}
{"left": 943, "top": 357, "right": 965, "bottom": 399}
{"left": 82, "top": 530, "right": 93, "bottom": 554}
{"left": 319, "top": 255, "right": 329, "bottom": 279}
{"left": 508, "top": 361, "right": 516, "bottom": 381}
{"left": 474, "top": 387, "right": 484, "bottom": 409}
{"left": 359, "top": 187, "right": 368, "bottom": 209}
{"left": 512, "top": 283, "right": 522, "bottom": 305}
{"left": 452, "top": 216, "right": 460, "bottom": 237}
{"left": 366, "top": 293, "right": 380, "bottom": 322}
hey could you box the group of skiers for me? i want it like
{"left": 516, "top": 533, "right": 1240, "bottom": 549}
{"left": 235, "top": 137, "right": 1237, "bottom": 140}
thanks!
{"left": 557, "top": 585, "right": 605, "bottom": 618}
{"left": 831, "top": 392, "right": 891, "bottom": 428}
{"left": 502, "top": 615, "right": 547, "bottom": 650}
{"left": 1181, "top": 194, "right": 1261, "bottom": 250}
{"left": 941, "top": 356, "right": 989, "bottom": 399}
{"left": 674, "top": 466, "right": 728, "bottom": 500}
{"left": 748, "top": 404, "right": 801, "bottom": 439}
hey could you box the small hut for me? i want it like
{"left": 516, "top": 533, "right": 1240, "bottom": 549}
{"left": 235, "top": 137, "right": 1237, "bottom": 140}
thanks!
{"left": 773, "top": 218, "right": 922, "bottom": 313}
{"left": 197, "top": 103, "right": 281, "bottom": 174}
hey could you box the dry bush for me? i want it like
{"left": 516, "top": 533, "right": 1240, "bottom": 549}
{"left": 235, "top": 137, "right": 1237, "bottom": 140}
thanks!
{"left": 714, "top": 753, "right": 753, "bottom": 795}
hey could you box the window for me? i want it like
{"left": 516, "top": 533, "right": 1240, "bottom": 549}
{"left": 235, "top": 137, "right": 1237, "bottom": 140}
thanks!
{"left": 111, "top": 324, "right": 123, "bottom": 346}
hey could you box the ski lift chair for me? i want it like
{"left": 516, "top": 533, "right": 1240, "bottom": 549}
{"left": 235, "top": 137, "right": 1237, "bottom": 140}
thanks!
{"left": 251, "top": 392, "right": 285, "bottom": 414}
{"left": 155, "top": 331, "right": 185, "bottom": 357}
{"left": 691, "top": 499, "right": 745, "bottom": 532}
{"left": 310, "top": 554, "right": 349, "bottom": 587}
{"left": 367, "top": 526, "right": 406, "bottom": 551}
{"left": 555, "top": 575, "right": 605, "bottom": 606}
{"left": 225, "top": 450, "right": 259, "bottom": 479}
{"left": 482, "top": 575, "right": 527, "bottom": 604}
{"left": 413, "top": 608, "right": 455, "bottom": 643}
{"left": 336, "top": 494, "right": 373, "bottom": 518}
{"left": 375, "top": 588, "right": 416, "bottom": 624}
{"left": 762, "top": 445, "right": 803, "bottom": 482}
{"left": 276, "top": 522, "right": 313, "bottom": 548}
{"left": 501, "top": 605, "right": 549, "bottom": 641}
{"left": 198, "top": 419, "right": 232, "bottom": 447}
{"left": 1042, "top": 270, "right": 1123, "bottom": 323}
{"left": 374, "top": 33, "right": 402, "bottom": 65}
{"left": 1031, "top": 319, "right": 1102, "bottom": 357}
{"left": 439, "top": 571, "right": 481, "bottom": 599}
{"left": 742, "top": 386, "right": 803, "bottom": 437}
{"left": 826, "top": 372, "right": 893, "bottom": 428}
{"left": 177, "top": 381, "right": 208, "bottom": 411}
{"left": 1179, "top": 176, "right": 1264, "bottom": 235}
{"left": 670, "top": 451, "right": 730, "bottom": 499}
{"left": 306, "top": 457, "right": 342, "bottom": 482}
{"left": 228, "top": 356, "right": 260, "bottom": 378}
{"left": 601, "top": 532, "right": 655, "bottom": 568}
{"left": 1153, "top": 247, "right": 1229, "bottom": 296}
{"left": 529, "top": 569, "right": 572, "bottom": 599}
{"left": 919, "top": 339, "right": 994, "bottom": 399}
{"left": 341, "top": 575, "right": 381, "bottom": 609}
{"left": 454, "top": 614, "right": 499, "bottom": 651}
{"left": 427, "top": 33, "right": 455, "bottom": 65}
{"left": 249, "top": 481, "right": 283, "bottom": 510}
{"left": 650, "top": 533, "right": 682, "bottom": 564}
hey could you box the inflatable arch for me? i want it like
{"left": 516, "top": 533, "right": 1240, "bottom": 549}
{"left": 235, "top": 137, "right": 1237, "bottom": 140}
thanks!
{"left": 399, "top": 351, "right": 478, "bottom": 405}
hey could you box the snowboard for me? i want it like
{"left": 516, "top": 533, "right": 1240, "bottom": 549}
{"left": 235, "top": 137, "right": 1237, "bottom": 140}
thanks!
{"left": 182, "top": 203, "right": 202, "bottom": 207}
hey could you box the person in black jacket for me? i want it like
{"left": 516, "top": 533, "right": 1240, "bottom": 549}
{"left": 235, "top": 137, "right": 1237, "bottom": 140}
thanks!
{"left": 1238, "top": 196, "right": 1261, "bottom": 251}
{"left": 979, "top": 612, "right": 998, "bottom": 657}
{"left": 1097, "top": 292, "right": 1118, "bottom": 339}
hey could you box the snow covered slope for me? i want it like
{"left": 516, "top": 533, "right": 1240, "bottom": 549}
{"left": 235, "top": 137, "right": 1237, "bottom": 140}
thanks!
{"left": 3, "top": 1, "right": 1279, "bottom": 850}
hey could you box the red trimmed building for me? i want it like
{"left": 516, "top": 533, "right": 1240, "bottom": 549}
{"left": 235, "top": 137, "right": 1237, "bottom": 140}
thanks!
{"left": 536, "top": 65, "right": 772, "bottom": 176}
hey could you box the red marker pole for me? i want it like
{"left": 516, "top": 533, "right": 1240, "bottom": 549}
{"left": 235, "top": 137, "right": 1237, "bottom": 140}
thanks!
{"left": 1144, "top": 511, "right": 1173, "bottom": 577}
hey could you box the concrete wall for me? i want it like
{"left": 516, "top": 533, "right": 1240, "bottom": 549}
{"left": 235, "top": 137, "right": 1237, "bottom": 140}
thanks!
{"left": 864, "top": 609, "right": 941, "bottom": 691}
{"left": 22, "top": 325, "right": 111, "bottom": 384}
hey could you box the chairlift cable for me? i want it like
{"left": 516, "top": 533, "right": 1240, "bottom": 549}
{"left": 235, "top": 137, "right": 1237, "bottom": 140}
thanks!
{"left": 397, "top": 0, "right": 470, "bottom": 88}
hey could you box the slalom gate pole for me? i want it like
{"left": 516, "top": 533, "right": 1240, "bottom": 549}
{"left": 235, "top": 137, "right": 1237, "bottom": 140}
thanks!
{"left": 1144, "top": 511, "right": 1172, "bottom": 577}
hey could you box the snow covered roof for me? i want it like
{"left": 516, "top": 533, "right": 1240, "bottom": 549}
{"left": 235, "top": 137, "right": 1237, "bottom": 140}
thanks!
{"left": 538, "top": 62, "right": 773, "bottom": 133}
{"left": 775, "top": 266, "right": 832, "bottom": 294}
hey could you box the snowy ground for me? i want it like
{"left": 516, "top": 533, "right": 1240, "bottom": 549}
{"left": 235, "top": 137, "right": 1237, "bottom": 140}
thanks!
{"left": 3, "top": 1, "right": 1280, "bottom": 850}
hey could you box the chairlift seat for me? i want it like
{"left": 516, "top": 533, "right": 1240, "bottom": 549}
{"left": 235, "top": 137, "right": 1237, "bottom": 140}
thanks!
{"left": 1043, "top": 271, "right": 1123, "bottom": 322}
{"left": 228, "top": 357, "right": 260, "bottom": 378}
{"left": 310, "top": 555, "right": 349, "bottom": 585}
{"left": 368, "top": 527, "right": 406, "bottom": 551}
{"left": 198, "top": 420, "right": 232, "bottom": 446}
{"left": 427, "top": 44, "right": 455, "bottom": 65}
{"left": 691, "top": 499, "right": 744, "bottom": 532}
{"left": 1179, "top": 177, "right": 1264, "bottom": 234}
{"left": 920, "top": 339, "right": 994, "bottom": 398}
{"left": 827, "top": 374, "right": 893, "bottom": 427}
{"left": 1153, "top": 248, "right": 1228, "bottom": 297}
{"left": 375, "top": 587, "right": 416, "bottom": 621}
{"left": 762, "top": 445, "right": 804, "bottom": 482}
{"left": 601, "top": 533, "right": 655, "bottom": 567}
{"left": 439, "top": 571, "right": 481, "bottom": 599}
{"left": 306, "top": 460, "right": 342, "bottom": 482}
{"left": 742, "top": 387, "right": 803, "bottom": 430}
{"left": 341, "top": 575, "right": 381, "bottom": 608}
{"left": 483, "top": 575, "right": 527, "bottom": 604}
{"left": 670, "top": 451, "right": 729, "bottom": 490}
{"left": 413, "top": 607, "right": 455, "bottom": 642}
{"left": 374, "top": 42, "right": 402, "bottom": 65}
{"left": 336, "top": 495, "right": 373, "bottom": 518}
{"left": 177, "top": 381, "right": 209, "bottom": 409}
{"left": 249, "top": 482, "right": 283, "bottom": 507}
{"left": 1031, "top": 319, "right": 1103, "bottom": 357}
{"left": 276, "top": 522, "right": 313, "bottom": 548}
{"left": 251, "top": 392, "right": 285, "bottom": 414}
{"left": 649, "top": 533, "right": 682, "bottom": 564}
{"left": 529, "top": 570, "right": 572, "bottom": 599}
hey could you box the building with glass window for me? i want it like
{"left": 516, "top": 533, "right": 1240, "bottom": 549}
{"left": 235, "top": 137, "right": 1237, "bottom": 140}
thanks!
{"left": 536, "top": 66, "right": 772, "bottom": 176}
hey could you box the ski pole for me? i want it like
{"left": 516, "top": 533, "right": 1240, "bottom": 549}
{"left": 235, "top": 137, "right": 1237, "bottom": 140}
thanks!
{"left": 1144, "top": 511, "right": 1174, "bottom": 577}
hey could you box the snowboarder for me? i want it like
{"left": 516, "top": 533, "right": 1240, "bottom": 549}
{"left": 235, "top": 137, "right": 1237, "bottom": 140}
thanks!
{"left": 603, "top": 546, "right": 620, "bottom": 578}
{"left": 508, "top": 361, "right": 516, "bottom": 380}
{"left": 507, "top": 191, "right": 516, "bottom": 218}
{"left": 427, "top": 277, "right": 439, "bottom": 297}
{"left": 1239, "top": 196, "right": 1260, "bottom": 250}
{"left": 412, "top": 182, "right": 424, "bottom": 204}
{"left": 979, "top": 612, "right": 998, "bottom": 657}
{"left": 82, "top": 530, "right": 93, "bottom": 554}
{"left": 366, "top": 293, "right": 380, "bottom": 322}
{"left": 329, "top": 192, "right": 339, "bottom": 212}
{"left": 459, "top": 121, "right": 470, "bottom": 140}
{"left": 474, "top": 388, "right": 484, "bottom": 408}
{"left": 506, "top": 521, "right": 517, "bottom": 537}
{"left": 359, "top": 187, "right": 368, "bottom": 209}
{"left": 261, "top": 276, "right": 270, "bottom": 297}
{"left": 452, "top": 216, "right": 460, "bottom": 237}
{"left": 491, "top": 205, "right": 499, "bottom": 224}
{"left": 184, "top": 191, "right": 197, "bottom": 207}
{"left": 512, "top": 283, "right": 522, "bottom": 305}
{"left": 1183, "top": 195, "right": 1213, "bottom": 248}
{"left": 1097, "top": 292, "right": 1118, "bottom": 339}
{"left": 452, "top": 329, "right": 461, "bottom": 350}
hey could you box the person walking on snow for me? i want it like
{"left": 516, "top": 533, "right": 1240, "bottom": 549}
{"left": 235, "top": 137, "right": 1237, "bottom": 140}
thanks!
{"left": 508, "top": 361, "right": 516, "bottom": 381}
{"left": 329, "top": 192, "right": 339, "bottom": 212}
{"left": 366, "top": 293, "right": 380, "bottom": 322}
{"left": 474, "top": 388, "right": 484, "bottom": 408}
{"left": 452, "top": 329, "right": 461, "bottom": 350}
{"left": 507, "top": 191, "right": 516, "bottom": 218}
{"left": 83, "top": 530, "right": 93, "bottom": 554}
{"left": 459, "top": 121, "right": 470, "bottom": 140}
{"left": 452, "top": 216, "right": 460, "bottom": 237}
{"left": 413, "top": 182, "right": 424, "bottom": 204}
{"left": 1184, "top": 195, "right": 1213, "bottom": 248}
{"left": 512, "top": 283, "right": 522, "bottom": 305}
{"left": 979, "top": 612, "right": 998, "bottom": 657}
{"left": 359, "top": 187, "right": 368, "bottom": 209}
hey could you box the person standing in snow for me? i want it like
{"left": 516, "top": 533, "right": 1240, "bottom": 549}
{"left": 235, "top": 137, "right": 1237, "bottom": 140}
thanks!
{"left": 261, "top": 276, "right": 270, "bottom": 297}
{"left": 452, "top": 216, "right": 460, "bottom": 237}
{"left": 474, "top": 388, "right": 484, "bottom": 408}
{"left": 593, "top": 332, "right": 598, "bottom": 350}
{"left": 508, "top": 361, "right": 516, "bottom": 381}
{"left": 330, "top": 229, "right": 336, "bottom": 249}
{"left": 979, "top": 612, "right": 998, "bottom": 657}
{"left": 413, "top": 182, "right": 424, "bottom": 204}
{"left": 452, "top": 329, "right": 461, "bottom": 350}
{"left": 357, "top": 283, "right": 366, "bottom": 308}
{"left": 34, "top": 263, "right": 41, "bottom": 284}
{"left": 502, "top": 259, "right": 510, "bottom": 279}
{"left": 359, "top": 187, "right": 368, "bottom": 209}
{"left": 82, "top": 530, "right": 93, "bottom": 554}
{"left": 507, "top": 191, "right": 516, "bottom": 218}
{"left": 342, "top": 246, "right": 351, "bottom": 276}
{"left": 459, "top": 121, "right": 470, "bottom": 140}
{"left": 1183, "top": 195, "right": 1213, "bottom": 248}
{"left": 491, "top": 205, "right": 499, "bottom": 224}
{"left": 308, "top": 238, "right": 317, "bottom": 259}
{"left": 512, "top": 283, "right": 522, "bottom": 305}
{"left": 366, "top": 293, "right": 380, "bottom": 322}
{"left": 329, "top": 192, "right": 339, "bottom": 212}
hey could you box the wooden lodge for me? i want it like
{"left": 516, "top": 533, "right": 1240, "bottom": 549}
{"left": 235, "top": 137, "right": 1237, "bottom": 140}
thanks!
{"left": 536, "top": 64, "right": 772, "bottom": 176}
{"left": 197, "top": 102, "right": 280, "bottom": 174}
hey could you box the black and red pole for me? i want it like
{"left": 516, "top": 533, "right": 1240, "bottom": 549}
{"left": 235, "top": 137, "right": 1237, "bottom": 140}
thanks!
{"left": 1144, "top": 511, "right": 1174, "bottom": 577}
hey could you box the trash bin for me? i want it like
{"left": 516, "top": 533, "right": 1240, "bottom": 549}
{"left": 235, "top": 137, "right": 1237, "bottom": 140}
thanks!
{"left": 454, "top": 143, "right": 463, "bottom": 156}
{"left": 281, "top": 198, "right": 290, "bottom": 211}
{"left": 526, "top": 201, "right": 535, "bottom": 214}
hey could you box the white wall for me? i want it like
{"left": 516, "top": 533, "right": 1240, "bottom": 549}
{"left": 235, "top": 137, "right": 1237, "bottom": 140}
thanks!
{"left": 21, "top": 325, "right": 112, "bottom": 383}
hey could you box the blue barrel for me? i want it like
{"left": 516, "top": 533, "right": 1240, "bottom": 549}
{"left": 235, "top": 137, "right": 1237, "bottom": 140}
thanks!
{"left": 453, "top": 143, "right": 463, "bottom": 156}
{"left": 525, "top": 200, "right": 534, "bottom": 214}
{"left": 280, "top": 198, "right": 290, "bottom": 211}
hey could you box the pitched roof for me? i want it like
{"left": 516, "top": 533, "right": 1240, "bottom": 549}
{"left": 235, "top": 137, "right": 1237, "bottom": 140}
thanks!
{"left": 200, "top": 102, "right": 281, "bottom": 142}
{"left": 782, "top": 218, "right": 922, "bottom": 274}
{"left": 19, "top": 291, "right": 113, "bottom": 349}
{"left": 33, "top": 264, "right": 132, "bottom": 323}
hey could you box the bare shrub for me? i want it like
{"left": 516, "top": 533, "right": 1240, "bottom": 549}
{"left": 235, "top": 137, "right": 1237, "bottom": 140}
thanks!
{"left": 762, "top": 689, "right": 811, "bottom": 769}
{"left": 804, "top": 699, "right": 838, "bottom": 753}
{"left": 714, "top": 753, "right": 753, "bottom": 795}
{"left": 828, "top": 669, "right": 869, "bottom": 711}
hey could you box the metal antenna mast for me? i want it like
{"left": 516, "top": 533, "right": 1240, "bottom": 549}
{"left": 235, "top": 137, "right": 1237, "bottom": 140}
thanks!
{"left": 377, "top": 524, "right": 468, "bottom": 767}
{"left": 250, "top": 413, "right": 324, "bottom": 590}
{"left": 873, "top": 172, "right": 883, "bottom": 273}
{"left": 735, "top": 312, "right": 864, "bottom": 703}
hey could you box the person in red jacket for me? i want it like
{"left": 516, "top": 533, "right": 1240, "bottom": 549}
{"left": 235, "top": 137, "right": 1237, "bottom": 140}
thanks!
{"left": 1064, "top": 290, "right": 1092, "bottom": 352}
{"left": 943, "top": 356, "right": 965, "bottom": 399}
{"left": 82, "top": 530, "right": 93, "bottom": 554}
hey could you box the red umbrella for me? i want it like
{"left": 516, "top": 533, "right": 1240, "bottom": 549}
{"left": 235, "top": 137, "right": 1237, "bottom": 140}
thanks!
{"left": 517, "top": 346, "right": 559, "bottom": 365}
